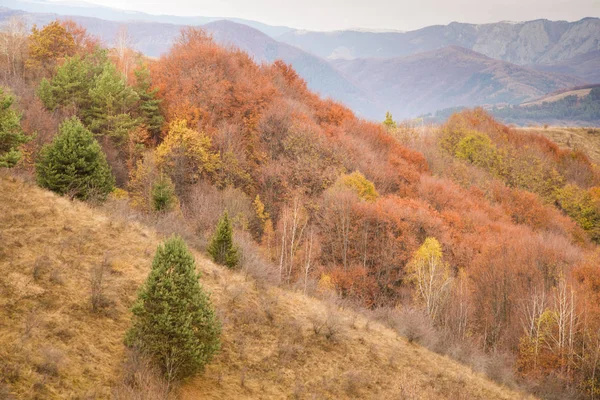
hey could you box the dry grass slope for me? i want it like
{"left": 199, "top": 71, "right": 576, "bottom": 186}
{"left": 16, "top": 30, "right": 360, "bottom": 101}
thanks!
{"left": 0, "top": 175, "right": 533, "bottom": 399}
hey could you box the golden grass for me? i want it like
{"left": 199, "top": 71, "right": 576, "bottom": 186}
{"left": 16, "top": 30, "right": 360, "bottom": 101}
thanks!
{"left": 516, "top": 126, "right": 600, "bottom": 165}
{"left": 0, "top": 175, "right": 534, "bottom": 399}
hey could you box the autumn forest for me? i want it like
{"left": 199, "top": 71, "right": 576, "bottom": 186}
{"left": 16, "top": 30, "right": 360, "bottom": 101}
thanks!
{"left": 2, "top": 18, "right": 600, "bottom": 399}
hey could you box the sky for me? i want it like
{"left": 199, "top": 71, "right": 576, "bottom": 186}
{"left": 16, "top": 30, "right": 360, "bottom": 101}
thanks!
{"left": 60, "top": 0, "right": 599, "bottom": 31}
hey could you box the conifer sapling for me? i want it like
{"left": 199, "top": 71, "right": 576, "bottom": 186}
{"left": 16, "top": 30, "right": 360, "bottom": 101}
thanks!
{"left": 208, "top": 211, "right": 240, "bottom": 269}
{"left": 126, "top": 235, "right": 221, "bottom": 382}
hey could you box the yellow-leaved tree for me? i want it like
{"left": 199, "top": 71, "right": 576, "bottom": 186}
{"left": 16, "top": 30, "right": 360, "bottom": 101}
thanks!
{"left": 406, "top": 237, "right": 452, "bottom": 321}
{"left": 155, "top": 120, "right": 221, "bottom": 188}
{"left": 335, "top": 171, "right": 379, "bottom": 202}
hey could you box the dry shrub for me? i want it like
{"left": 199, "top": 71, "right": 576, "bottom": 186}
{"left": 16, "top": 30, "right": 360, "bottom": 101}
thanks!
{"left": 182, "top": 182, "right": 254, "bottom": 239}
{"left": 101, "top": 139, "right": 129, "bottom": 187}
{"left": 90, "top": 256, "right": 111, "bottom": 313}
{"left": 112, "top": 349, "right": 170, "bottom": 400}
{"left": 224, "top": 282, "right": 247, "bottom": 307}
{"left": 372, "top": 307, "right": 439, "bottom": 348}
{"left": 343, "top": 369, "right": 368, "bottom": 397}
{"left": 528, "top": 373, "right": 579, "bottom": 400}
{"left": 369, "top": 306, "right": 520, "bottom": 390}
{"left": 280, "top": 317, "right": 304, "bottom": 344}
{"left": 49, "top": 266, "right": 64, "bottom": 285}
{"left": 259, "top": 293, "right": 278, "bottom": 324}
{"left": 99, "top": 196, "right": 197, "bottom": 249}
{"left": 1, "top": 362, "right": 21, "bottom": 384}
{"left": 235, "top": 230, "right": 280, "bottom": 286}
{"left": 310, "top": 309, "right": 344, "bottom": 342}
{"left": 277, "top": 340, "right": 304, "bottom": 365}
{"left": 292, "top": 380, "right": 306, "bottom": 400}
{"left": 23, "top": 310, "right": 43, "bottom": 338}
{"left": 35, "top": 346, "right": 65, "bottom": 377}
{"left": 152, "top": 211, "right": 200, "bottom": 247}
{"left": 32, "top": 255, "right": 51, "bottom": 281}
{"left": 483, "top": 351, "right": 517, "bottom": 389}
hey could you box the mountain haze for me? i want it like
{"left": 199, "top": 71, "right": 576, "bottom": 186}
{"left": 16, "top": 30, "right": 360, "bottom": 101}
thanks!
{"left": 531, "top": 50, "right": 600, "bottom": 83}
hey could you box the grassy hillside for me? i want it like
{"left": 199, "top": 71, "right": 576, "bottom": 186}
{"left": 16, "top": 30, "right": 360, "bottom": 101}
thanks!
{"left": 0, "top": 174, "right": 532, "bottom": 399}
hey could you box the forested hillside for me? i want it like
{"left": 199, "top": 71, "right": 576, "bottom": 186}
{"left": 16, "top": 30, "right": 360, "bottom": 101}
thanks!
{"left": 1, "top": 19, "right": 600, "bottom": 399}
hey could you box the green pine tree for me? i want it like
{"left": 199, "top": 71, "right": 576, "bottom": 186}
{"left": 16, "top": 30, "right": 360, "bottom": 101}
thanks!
{"left": 208, "top": 211, "right": 239, "bottom": 269}
{"left": 86, "top": 62, "right": 140, "bottom": 145}
{"left": 152, "top": 174, "right": 176, "bottom": 212}
{"left": 134, "top": 63, "right": 164, "bottom": 140}
{"left": 0, "top": 88, "right": 29, "bottom": 168}
{"left": 36, "top": 117, "right": 115, "bottom": 200}
{"left": 37, "top": 52, "right": 106, "bottom": 113}
{"left": 126, "top": 235, "right": 221, "bottom": 382}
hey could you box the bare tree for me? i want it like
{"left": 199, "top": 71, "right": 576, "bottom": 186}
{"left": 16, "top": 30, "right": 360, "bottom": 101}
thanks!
{"left": 303, "top": 226, "right": 315, "bottom": 295}
{"left": 520, "top": 286, "right": 546, "bottom": 370}
{"left": 0, "top": 17, "right": 28, "bottom": 79}
{"left": 114, "top": 25, "right": 134, "bottom": 78}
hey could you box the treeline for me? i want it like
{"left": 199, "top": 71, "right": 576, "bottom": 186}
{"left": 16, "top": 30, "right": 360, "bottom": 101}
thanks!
{"left": 2, "top": 17, "right": 600, "bottom": 398}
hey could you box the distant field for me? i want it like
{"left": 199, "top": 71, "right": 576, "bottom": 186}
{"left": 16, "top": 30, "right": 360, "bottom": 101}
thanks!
{"left": 521, "top": 88, "right": 593, "bottom": 107}
{"left": 516, "top": 126, "right": 600, "bottom": 164}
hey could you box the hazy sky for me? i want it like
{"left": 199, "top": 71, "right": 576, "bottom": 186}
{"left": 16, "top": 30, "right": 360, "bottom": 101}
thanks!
{"left": 75, "top": 0, "right": 599, "bottom": 31}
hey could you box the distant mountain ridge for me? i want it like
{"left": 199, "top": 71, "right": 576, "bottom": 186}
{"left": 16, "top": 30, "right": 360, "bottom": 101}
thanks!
{"left": 278, "top": 18, "right": 600, "bottom": 66}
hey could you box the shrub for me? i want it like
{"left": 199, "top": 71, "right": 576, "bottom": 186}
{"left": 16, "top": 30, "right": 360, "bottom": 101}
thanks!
{"left": 126, "top": 235, "right": 221, "bottom": 383}
{"left": 36, "top": 117, "right": 115, "bottom": 200}
{"left": 554, "top": 184, "right": 600, "bottom": 242}
{"left": 90, "top": 258, "right": 110, "bottom": 313}
{"left": 207, "top": 211, "right": 239, "bottom": 268}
